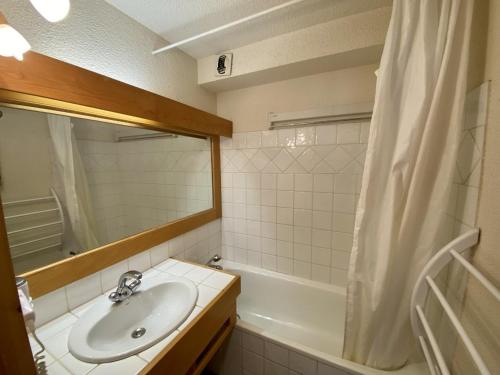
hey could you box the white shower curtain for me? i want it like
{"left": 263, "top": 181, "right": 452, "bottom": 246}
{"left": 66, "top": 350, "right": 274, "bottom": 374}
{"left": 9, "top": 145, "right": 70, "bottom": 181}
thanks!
{"left": 343, "top": 0, "right": 473, "bottom": 369}
{"left": 48, "top": 115, "right": 99, "bottom": 250}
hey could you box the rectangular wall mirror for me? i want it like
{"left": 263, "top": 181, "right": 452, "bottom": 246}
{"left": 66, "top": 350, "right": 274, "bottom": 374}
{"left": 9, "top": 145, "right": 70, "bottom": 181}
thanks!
{"left": 0, "top": 106, "right": 213, "bottom": 274}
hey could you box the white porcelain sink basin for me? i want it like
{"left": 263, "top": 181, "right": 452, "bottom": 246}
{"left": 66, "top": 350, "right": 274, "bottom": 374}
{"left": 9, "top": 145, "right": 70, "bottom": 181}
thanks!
{"left": 69, "top": 275, "right": 198, "bottom": 363}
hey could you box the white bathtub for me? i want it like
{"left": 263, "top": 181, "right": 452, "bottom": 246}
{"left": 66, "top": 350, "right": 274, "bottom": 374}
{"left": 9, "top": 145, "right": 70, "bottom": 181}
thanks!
{"left": 221, "top": 261, "right": 426, "bottom": 375}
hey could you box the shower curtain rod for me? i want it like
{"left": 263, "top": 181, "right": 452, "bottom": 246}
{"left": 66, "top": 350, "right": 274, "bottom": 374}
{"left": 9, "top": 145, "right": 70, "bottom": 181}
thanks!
{"left": 152, "top": 0, "right": 308, "bottom": 55}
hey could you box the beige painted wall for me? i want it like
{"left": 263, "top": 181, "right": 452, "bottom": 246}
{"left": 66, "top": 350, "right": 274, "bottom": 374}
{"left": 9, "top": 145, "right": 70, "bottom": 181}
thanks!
{"left": 0, "top": 108, "right": 52, "bottom": 201}
{"left": 454, "top": 0, "right": 500, "bottom": 373}
{"left": 217, "top": 65, "right": 377, "bottom": 133}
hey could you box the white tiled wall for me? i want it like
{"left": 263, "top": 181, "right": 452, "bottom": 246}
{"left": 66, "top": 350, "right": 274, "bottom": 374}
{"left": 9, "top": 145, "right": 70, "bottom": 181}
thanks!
{"left": 77, "top": 130, "right": 213, "bottom": 246}
{"left": 208, "top": 327, "right": 356, "bottom": 375}
{"left": 448, "top": 82, "right": 489, "bottom": 235}
{"left": 220, "top": 122, "right": 369, "bottom": 287}
{"left": 32, "top": 219, "right": 221, "bottom": 328}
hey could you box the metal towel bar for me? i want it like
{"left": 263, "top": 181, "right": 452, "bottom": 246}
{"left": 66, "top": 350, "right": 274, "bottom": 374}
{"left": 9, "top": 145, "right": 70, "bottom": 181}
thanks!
{"left": 410, "top": 228, "right": 499, "bottom": 375}
{"left": 3, "top": 189, "right": 65, "bottom": 258}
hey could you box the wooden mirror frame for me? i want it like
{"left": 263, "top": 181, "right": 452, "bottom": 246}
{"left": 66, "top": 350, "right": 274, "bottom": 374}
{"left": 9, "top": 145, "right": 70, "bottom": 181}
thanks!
{"left": 0, "top": 50, "right": 232, "bottom": 374}
{"left": 0, "top": 52, "right": 232, "bottom": 299}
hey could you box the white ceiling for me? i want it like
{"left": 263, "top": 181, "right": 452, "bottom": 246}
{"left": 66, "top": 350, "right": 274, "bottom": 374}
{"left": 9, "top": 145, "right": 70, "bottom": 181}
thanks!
{"left": 105, "top": 0, "right": 391, "bottom": 59}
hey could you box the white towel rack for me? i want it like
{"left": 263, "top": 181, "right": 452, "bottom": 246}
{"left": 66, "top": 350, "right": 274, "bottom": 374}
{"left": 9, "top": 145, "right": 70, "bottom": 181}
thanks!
{"left": 3, "top": 188, "right": 65, "bottom": 259}
{"left": 410, "top": 228, "right": 499, "bottom": 375}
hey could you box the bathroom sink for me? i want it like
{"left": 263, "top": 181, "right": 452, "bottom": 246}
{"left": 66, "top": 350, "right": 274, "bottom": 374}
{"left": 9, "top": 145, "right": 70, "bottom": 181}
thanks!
{"left": 68, "top": 275, "right": 198, "bottom": 363}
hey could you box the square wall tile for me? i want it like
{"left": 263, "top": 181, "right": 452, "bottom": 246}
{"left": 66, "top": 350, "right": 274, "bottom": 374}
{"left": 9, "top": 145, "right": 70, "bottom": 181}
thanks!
{"left": 293, "top": 243, "right": 312, "bottom": 262}
{"left": 278, "top": 174, "right": 294, "bottom": 190}
{"left": 278, "top": 129, "right": 296, "bottom": 147}
{"left": 313, "top": 192, "right": 333, "bottom": 212}
{"left": 277, "top": 240, "right": 293, "bottom": 258}
{"left": 247, "top": 132, "right": 262, "bottom": 148}
{"left": 331, "top": 268, "right": 348, "bottom": 287}
{"left": 264, "top": 341, "right": 289, "bottom": 367}
{"left": 294, "top": 174, "right": 313, "bottom": 191}
{"left": 333, "top": 194, "right": 356, "bottom": 213}
{"left": 289, "top": 351, "right": 318, "bottom": 375}
{"left": 277, "top": 191, "right": 293, "bottom": 208}
{"left": 262, "top": 254, "right": 277, "bottom": 271}
{"left": 314, "top": 175, "right": 334, "bottom": 192}
{"left": 277, "top": 257, "right": 293, "bottom": 274}
{"left": 243, "top": 349, "right": 264, "bottom": 375}
{"left": 149, "top": 241, "right": 169, "bottom": 267}
{"left": 128, "top": 251, "right": 152, "bottom": 272}
{"left": 294, "top": 192, "right": 312, "bottom": 209}
{"left": 313, "top": 211, "right": 332, "bottom": 230}
{"left": 66, "top": 273, "right": 102, "bottom": 310}
{"left": 294, "top": 209, "right": 312, "bottom": 227}
{"left": 261, "top": 222, "right": 277, "bottom": 239}
{"left": 242, "top": 332, "right": 264, "bottom": 356}
{"left": 316, "top": 125, "right": 337, "bottom": 145}
{"left": 262, "top": 189, "right": 277, "bottom": 206}
{"left": 247, "top": 173, "right": 261, "bottom": 189}
{"left": 334, "top": 174, "right": 356, "bottom": 194}
{"left": 312, "top": 247, "right": 331, "bottom": 266}
{"left": 337, "top": 123, "right": 360, "bottom": 144}
{"left": 33, "top": 288, "right": 69, "bottom": 327}
{"left": 261, "top": 173, "right": 277, "bottom": 189}
{"left": 293, "top": 260, "right": 311, "bottom": 279}
{"left": 296, "top": 127, "right": 315, "bottom": 146}
{"left": 333, "top": 232, "right": 353, "bottom": 251}
{"left": 333, "top": 251, "right": 351, "bottom": 270}
{"left": 261, "top": 206, "right": 277, "bottom": 223}
{"left": 262, "top": 131, "right": 278, "bottom": 147}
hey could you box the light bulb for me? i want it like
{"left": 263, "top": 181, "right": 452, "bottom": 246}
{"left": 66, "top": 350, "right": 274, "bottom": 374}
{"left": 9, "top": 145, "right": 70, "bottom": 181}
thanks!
{"left": 30, "top": 0, "right": 70, "bottom": 23}
{"left": 0, "top": 24, "right": 31, "bottom": 61}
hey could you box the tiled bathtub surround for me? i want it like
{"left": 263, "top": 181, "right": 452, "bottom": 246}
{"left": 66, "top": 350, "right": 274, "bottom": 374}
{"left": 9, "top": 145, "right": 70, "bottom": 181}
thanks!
{"left": 33, "top": 219, "right": 221, "bottom": 328}
{"left": 29, "top": 258, "right": 234, "bottom": 375}
{"left": 210, "top": 327, "right": 355, "bottom": 375}
{"left": 220, "top": 122, "right": 370, "bottom": 286}
{"left": 447, "top": 82, "right": 489, "bottom": 236}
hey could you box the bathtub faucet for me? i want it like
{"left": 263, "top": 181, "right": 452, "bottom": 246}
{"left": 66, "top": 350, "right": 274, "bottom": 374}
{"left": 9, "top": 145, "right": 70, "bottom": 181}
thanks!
{"left": 206, "top": 254, "right": 223, "bottom": 270}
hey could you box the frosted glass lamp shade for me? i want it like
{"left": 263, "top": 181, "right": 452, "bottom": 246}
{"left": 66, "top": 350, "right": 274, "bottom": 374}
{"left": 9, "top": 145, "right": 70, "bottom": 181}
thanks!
{"left": 30, "top": 0, "right": 70, "bottom": 23}
{"left": 0, "top": 19, "right": 31, "bottom": 61}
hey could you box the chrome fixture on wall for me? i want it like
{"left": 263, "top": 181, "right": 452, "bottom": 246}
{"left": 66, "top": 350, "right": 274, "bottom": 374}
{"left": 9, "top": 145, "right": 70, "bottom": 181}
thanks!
{"left": 206, "top": 254, "right": 223, "bottom": 270}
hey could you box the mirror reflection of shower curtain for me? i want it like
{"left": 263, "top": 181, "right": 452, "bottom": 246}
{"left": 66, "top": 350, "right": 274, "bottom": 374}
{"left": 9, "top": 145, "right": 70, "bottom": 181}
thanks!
{"left": 47, "top": 115, "right": 99, "bottom": 251}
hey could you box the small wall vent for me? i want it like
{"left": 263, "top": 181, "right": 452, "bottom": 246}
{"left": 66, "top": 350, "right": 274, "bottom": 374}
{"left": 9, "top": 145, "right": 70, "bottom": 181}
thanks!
{"left": 215, "top": 53, "right": 233, "bottom": 77}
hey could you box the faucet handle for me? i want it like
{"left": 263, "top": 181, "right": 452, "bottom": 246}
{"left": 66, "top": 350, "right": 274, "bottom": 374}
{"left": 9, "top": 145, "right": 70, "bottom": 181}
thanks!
{"left": 109, "top": 270, "right": 143, "bottom": 303}
{"left": 121, "top": 270, "right": 142, "bottom": 291}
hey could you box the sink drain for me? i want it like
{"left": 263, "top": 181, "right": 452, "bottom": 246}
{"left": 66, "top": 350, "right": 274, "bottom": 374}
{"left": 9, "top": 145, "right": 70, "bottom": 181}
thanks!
{"left": 131, "top": 327, "right": 146, "bottom": 339}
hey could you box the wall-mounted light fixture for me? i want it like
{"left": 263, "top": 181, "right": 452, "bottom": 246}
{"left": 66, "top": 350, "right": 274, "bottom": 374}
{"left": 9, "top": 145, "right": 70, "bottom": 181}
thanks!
{"left": 29, "top": 0, "right": 70, "bottom": 23}
{"left": 0, "top": 1, "right": 70, "bottom": 61}
{"left": 0, "top": 12, "right": 31, "bottom": 61}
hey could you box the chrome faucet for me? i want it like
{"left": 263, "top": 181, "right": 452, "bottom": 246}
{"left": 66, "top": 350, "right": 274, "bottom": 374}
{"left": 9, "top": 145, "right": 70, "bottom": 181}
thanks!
{"left": 206, "top": 254, "right": 223, "bottom": 270}
{"left": 109, "top": 270, "right": 142, "bottom": 303}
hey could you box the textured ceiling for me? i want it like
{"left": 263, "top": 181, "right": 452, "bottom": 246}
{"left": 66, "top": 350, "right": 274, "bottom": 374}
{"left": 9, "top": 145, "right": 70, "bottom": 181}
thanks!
{"left": 105, "top": 0, "right": 392, "bottom": 58}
